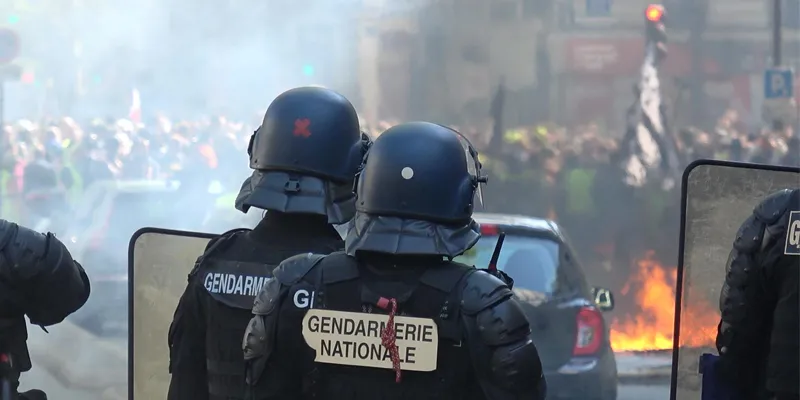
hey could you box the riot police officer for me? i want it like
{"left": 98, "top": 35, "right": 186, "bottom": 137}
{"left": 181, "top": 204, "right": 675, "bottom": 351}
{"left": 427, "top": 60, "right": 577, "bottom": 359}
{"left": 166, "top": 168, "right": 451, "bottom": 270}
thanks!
{"left": 716, "top": 188, "right": 799, "bottom": 400}
{"left": 0, "top": 219, "right": 91, "bottom": 400}
{"left": 243, "top": 122, "right": 547, "bottom": 400}
{"left": 167, "top": 86, "right": 369, "bottom": 400}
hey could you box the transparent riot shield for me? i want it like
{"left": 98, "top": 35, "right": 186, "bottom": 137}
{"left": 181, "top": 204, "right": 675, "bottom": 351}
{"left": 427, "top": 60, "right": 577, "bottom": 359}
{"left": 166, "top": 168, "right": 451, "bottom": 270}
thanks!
{"left": 671, "top": 160, "right": 800, "bottom": 400}
{"left": 129, "top": 227, "right": 215, "bottom": 399}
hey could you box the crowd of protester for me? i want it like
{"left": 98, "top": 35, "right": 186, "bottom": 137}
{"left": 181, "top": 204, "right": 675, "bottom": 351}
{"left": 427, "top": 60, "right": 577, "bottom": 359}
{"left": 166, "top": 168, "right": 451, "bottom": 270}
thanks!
{"left": 1, "top": 109, "right": 797, "bottom": 291}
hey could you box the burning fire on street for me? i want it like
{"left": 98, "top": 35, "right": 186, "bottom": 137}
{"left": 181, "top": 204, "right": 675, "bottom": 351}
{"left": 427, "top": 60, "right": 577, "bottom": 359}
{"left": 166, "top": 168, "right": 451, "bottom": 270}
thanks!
{"left": 610, "top": 252, "right": 720, "bottom": 352}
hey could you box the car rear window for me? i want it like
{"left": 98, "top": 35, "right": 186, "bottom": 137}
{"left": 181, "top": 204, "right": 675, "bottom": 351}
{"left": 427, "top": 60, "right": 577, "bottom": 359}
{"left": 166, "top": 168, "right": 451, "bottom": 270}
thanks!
{"left": 454, "top": 234, "right": 560, "bottom": 294}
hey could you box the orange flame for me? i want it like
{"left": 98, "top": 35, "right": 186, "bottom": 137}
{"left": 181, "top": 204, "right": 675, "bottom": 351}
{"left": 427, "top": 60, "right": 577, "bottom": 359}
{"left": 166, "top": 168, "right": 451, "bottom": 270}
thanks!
{"left": 610, "top": 252, "right": 720, "bottom": 351}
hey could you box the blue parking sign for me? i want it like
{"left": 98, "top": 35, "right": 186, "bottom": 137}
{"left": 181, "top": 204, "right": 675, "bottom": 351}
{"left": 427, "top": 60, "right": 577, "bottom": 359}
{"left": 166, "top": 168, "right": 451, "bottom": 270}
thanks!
{"left": 764, "top": 68, "right": 794, "bottom": 99}
{"left": 586, "top": 0, "right": 611, "bottom": 16}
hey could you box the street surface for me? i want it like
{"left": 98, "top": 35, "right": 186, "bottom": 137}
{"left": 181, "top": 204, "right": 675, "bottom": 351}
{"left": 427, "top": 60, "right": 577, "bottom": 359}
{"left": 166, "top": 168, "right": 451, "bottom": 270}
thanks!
{"left": 20, "top": 321, "right": 673, "bottom": 399}
{"left": 19, "top": 366, "right": 99, "bottom": 400}
{"left": 619, "top": 383, "right": 669, "bottom": 399}
{"left": 22, "top": 369, "right": 669, "bottom": 400}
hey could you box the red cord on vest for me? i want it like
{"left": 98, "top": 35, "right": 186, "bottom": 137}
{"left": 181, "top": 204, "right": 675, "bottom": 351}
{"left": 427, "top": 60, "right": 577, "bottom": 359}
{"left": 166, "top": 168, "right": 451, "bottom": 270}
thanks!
{"left": 378, "top": 297, "right": 402, "bottom": 383}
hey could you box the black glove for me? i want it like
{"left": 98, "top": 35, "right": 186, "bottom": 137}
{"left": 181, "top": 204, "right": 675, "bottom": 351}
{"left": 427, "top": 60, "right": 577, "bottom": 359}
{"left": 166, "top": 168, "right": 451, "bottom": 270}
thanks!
{"left": 18, "top": 389, "right": 47, "bottom": 400}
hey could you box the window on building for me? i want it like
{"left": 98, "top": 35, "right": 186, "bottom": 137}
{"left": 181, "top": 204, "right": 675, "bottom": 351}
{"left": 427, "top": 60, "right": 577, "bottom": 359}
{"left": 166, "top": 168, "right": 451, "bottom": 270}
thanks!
{"left": 662, "top": 0, "right": 704, "bottom": 30}
{"left": 491, "top": 0, "right": 519, "bottom": 22}
{"left": 426, "top": 32, "right": 446, "bottom": 63}
{"left": 522, "top": 0, "right": 550, "bottom": 18}
{"left": 782, "top": 0, "right": 800, "bottom": 29}
{"left": 461, "top": 44, "right": 489, "bottom": 64}
{"left": 381, "top": 31, "right": 412, "bottom": 50}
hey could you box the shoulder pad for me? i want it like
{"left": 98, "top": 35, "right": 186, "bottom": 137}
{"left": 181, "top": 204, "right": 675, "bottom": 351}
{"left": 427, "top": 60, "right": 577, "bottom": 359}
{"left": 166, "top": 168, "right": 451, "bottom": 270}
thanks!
{"left": 0, "top": 219, "right": 17, "bottom": 251}
{"left": 199, "top": 229, "right": 248, "bottom": 259}
{"left": 188, "top": 235, "right": 225, "bottom": 280}
{"left": 754, "top": 189, "right": 795, "bottom": 224}
{"left": 273, "top": 253, "right": 325, "bottom": 285}
{"left": 318, "top": 252, "right": 360, "bottom": 285}
{"left": 188, "top": 229, "right": 251, "bottom": 281}
{"left": 221, "top": 227, "right": 252, "bottom": 236}
{"left": 211, "top": 228, "right": 252, "bottom": 249}
{"left": 732, "top": 214, "right": 765, "bottom": 253}
{"left": 461, "top": 270, "right": 514, "bottom": 315}
{"left": 252, "top": 277, "right": 281, "bottom": 315}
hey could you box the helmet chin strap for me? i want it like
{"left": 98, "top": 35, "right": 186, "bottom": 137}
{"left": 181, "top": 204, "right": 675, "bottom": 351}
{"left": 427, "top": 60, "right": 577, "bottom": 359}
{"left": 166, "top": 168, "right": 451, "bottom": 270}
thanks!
{"left": 448, "top": 127, "right": 488, "bottom": 208}
{"left": 351, "top": 133, "right": 373, "bottom": 198}
{"left": 247, "top": 130, "right": 256, "bottom": 158}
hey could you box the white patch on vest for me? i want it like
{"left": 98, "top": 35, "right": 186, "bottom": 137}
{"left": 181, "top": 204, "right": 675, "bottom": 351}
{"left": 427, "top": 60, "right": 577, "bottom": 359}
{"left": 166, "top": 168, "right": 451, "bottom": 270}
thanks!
{"left": 401, "top": 167, "right": 414, "bottom": 180}
{"left": 302, "top": 309, "right": 439, "bottom": 372}
{"left": 204, "top": 273, "right": 270, "bottom": 296}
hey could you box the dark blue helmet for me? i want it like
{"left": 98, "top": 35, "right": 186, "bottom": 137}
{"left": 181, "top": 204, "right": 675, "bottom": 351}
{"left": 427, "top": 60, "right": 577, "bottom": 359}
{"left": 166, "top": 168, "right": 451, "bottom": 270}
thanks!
{"left": 345, "top": 122, "right": 486, "bottom": 258}
{"left": 235, "top": 86, "right": 370, "bottom": 224}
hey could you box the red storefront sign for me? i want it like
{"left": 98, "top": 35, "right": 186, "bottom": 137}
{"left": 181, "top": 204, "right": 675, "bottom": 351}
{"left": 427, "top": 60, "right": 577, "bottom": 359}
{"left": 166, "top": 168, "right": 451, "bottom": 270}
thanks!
{"left": 565, "top": 37, "right": 691, "bottom": 76}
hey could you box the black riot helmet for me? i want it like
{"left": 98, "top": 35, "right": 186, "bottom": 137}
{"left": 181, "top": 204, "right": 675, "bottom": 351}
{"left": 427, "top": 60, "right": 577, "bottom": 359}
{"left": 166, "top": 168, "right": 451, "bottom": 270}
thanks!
{"left": 344, "top": 122, "right": 487, "bottom": 258}
{"left": 235, "top": 86, "right": 369, "bottom": 224}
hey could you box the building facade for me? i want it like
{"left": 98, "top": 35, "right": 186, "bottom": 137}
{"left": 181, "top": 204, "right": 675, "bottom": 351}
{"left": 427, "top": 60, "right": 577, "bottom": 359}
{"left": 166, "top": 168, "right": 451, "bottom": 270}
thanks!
{"left": 359, "top": 0, "right": 800, "bottom": 130}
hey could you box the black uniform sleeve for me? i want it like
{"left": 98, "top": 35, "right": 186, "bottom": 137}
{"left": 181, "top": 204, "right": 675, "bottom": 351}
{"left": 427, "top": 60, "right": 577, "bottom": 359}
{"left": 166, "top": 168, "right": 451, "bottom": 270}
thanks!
{"left": 242, "top": 253, "right": 324, "bottom": 400}
{"left": 460, "top": 270, "right": 547, "bottom": 400}
{"left": 715, "top": 189, "right": 793, "bottom": 392}
{"left": 0, "top": 219, "right": 90, "bottom": 326}
{"left": 167, "top": 243, "right": 216, "bottom": 400}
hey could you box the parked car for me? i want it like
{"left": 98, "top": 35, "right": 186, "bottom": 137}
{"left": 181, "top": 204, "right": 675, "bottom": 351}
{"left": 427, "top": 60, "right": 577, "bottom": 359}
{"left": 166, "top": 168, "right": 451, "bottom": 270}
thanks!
{"left": 454, "top": 213, "right": 618, "bottom": 400}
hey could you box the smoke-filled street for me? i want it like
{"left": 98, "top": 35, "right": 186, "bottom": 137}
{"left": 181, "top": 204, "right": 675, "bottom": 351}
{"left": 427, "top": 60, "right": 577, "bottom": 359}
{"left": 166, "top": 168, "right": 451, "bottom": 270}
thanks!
{"left": 19, "top": 343, "right": 672, "bottom": 400}
{"left": 21, "top": 353, "right": 671, "bottom": 400}
{"left": 3, "top": 0, "right": 799, "bottom": 399}
{"left": 619, "top": 384, "right": 669, "bottom": 399}
{"left": 22, "top": 373, "right": 670, "bottom": 400}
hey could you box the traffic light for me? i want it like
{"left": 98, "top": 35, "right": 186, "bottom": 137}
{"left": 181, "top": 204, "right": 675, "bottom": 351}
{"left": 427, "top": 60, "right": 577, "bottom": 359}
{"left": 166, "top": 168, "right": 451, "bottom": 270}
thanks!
{"left": 645, "top": 4, "right": 664, "bottom": 23}
{"left": 644, "top": 4, "right": 667, "bottom": 62}
{"left": 302, "top": 64, "right": 315, "bottom": 77}
{"left": 6, "top": 15, "right": 20, "bottom": 25}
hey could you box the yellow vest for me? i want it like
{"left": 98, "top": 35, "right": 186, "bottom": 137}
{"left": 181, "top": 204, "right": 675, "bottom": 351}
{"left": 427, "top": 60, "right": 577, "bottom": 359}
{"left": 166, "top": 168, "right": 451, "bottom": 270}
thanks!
{"left": 1, "top": 170, "right": 11, "bottom": 219}
{"left": 565, "top": 168, "right": 596, "bottom": 215}
{"left": 61, "top": 165, "right": 83, "bottom": 207}
{"left": 0, "top": 170, "right": 21, "bottom": 222}
{"left": 215, "top": 192, "right": 238, "bottom": 209}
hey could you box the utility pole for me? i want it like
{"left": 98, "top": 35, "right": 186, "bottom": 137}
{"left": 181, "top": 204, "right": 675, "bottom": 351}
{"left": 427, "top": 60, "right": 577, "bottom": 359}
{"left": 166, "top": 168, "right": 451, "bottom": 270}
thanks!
{"left": 687, "top": 0, "right": 708, "bottom": 125}
{"left": 772, "top": 0, "right": 785, "bottom": 131}
{"left": 0, "top": 29, "right": 21, "bottom": 127}
{"left": 772, "top": 0, "right": 783, "bottom": 67}
{"left": 773, "top": 0, "right": 782, "bottom": 67}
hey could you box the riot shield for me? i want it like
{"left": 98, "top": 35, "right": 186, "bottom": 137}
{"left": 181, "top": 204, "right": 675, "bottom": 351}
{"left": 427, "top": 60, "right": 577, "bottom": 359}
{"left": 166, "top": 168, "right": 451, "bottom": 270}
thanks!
{"left": 129, "top": 227, "right": 215, "bottom": 400}
{"left": 671, "top": 160, "right": 800, "bottom": 400}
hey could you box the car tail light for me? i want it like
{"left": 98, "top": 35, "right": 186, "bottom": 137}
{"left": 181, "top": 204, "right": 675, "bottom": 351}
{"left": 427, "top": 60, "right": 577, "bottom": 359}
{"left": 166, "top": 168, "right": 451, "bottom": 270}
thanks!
{"left": 480, "top": 224, "right": 498, "bottom": 235}
{"left": 573, "top": 307, "right": 603, "bottom": 356}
